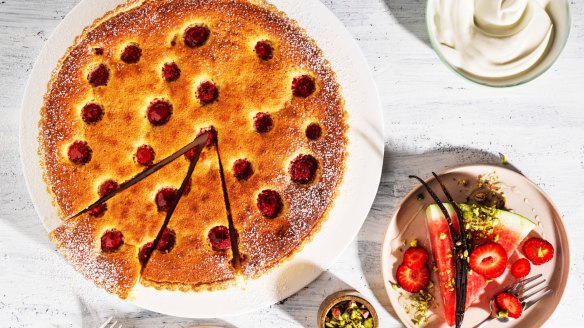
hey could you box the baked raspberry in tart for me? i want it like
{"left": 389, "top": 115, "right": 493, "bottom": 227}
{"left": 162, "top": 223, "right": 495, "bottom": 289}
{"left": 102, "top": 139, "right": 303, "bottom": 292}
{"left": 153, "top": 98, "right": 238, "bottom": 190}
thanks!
{"left": 42, "top": 0, "right": 347, "bottom": 298}
{"left": 208, "top": 226, "right": 233, "bottom": 251}
{"left": 232, "top": 159, "right": 253, "bottom": 181}
{"left": 161, "top": 62, "right": 181, "bottom": 82}
{"left": 292, "top": 75, "right": 316, "bottom": 98}
{"left": 254, "top": 40, "right": 274, "bottom": 60}
{"left": 67, "top": 140, "right": 92, "bottom": 165}
{"left": 155, "top": 187, "right": 178, "bottom": 212}
{"left": 253, "top": 112, "right": 274, "bottom": 133}
{"left": 196, "top": 81, "right": 218, "bottom": 104}
{"left": 81, "top": 103, "right": 104, "bottom": 124}
{"left": 87, "top": 64, "right": 110, "bottom": 87}
{"left": 183, "top": 24, "right": 210, "bottom": 48}
{"left": 289, "top": 154, "right": 318, "bottom": 184}
{"left": 120, "top": 44, "right": 142, "bottom": 64}
{"left": 101, "top": 229, "right": 124, "bottom": 253}
{"left": 147, "top": 99, "right": 173, "bottom": 126}
{"left": 135, "top": 145, "right": 155, "bottom": 166}
{"left": 305, "top": 123, "right": 322, "bottom": 140}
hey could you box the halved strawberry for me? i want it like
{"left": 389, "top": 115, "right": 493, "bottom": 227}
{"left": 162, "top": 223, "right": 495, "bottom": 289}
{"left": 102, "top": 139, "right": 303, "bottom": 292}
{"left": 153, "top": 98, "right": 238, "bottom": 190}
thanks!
{"left": 396, "top": 264, "right": 429, "bottom": 293}
{"left": 469, "top": 242, "right": 508, "bottom": 279}
{"left": 523, "top": 237, "right": 554, "bottom": 265}
{"left": 496, "top": 292, "right": 523, "bottom": 319}
{"left": 403, "top": 246, "right": 429, "bottom": 270}
{"left": 511, "top": 258, "right": 531, "bottom": 278}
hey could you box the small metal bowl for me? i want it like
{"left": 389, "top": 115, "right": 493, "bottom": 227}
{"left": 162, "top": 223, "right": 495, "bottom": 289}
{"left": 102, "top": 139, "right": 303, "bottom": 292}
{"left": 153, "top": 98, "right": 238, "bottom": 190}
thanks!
{"left": 317, "top": 290, "right": 379, "bottom": 327}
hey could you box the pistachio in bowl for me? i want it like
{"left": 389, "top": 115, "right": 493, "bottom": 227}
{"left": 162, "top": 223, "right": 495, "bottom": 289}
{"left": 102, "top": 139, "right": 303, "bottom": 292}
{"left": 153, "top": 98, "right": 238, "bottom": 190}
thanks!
{"left": 318, "top": 290, "right": 379, "bottom": 328}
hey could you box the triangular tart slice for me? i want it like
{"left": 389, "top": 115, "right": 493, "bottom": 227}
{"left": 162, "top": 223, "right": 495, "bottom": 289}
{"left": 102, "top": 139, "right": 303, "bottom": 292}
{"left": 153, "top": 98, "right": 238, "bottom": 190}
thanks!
{"left": 141, "top": 146, "right": 237, "bottom": 290}
{"left": 49, "top": 160, "right": 187, "bottom": 298}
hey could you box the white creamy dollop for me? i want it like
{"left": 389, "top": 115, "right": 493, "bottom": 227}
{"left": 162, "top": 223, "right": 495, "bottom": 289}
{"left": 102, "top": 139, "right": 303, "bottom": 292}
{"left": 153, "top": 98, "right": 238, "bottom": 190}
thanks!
{"left": 431, "top": 0, "right": 554, "bottom": 80}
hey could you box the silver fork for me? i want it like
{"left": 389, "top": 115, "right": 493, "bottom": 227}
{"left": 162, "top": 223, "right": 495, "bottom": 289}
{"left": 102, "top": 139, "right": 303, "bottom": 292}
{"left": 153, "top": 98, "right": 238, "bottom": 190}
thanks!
{"left": 474, "top": 274, "right": 552, "bottom": 328}
{"left": 98, "top": 317, "right": 122, "bottom": 328}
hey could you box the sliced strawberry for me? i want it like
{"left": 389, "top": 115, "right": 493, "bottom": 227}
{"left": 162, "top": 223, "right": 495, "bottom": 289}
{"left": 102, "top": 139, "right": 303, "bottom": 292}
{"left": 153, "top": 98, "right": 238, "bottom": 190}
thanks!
{"left": 523, "top": 237, "right": 554, "bottom": 265}
{"left": 511, "top": 258, "right": 531, "bottom": 278}
{"left": 396, "top": 264, "right": 429, "bottom": 293}
{"left": 403, "top": 246, "right": 429, "bottom": 270}
{"left": 469, "top": 242, "right": 508, "bottom": 279}
{"left": 496, "top": 292, "right": 523, "bottom": 319}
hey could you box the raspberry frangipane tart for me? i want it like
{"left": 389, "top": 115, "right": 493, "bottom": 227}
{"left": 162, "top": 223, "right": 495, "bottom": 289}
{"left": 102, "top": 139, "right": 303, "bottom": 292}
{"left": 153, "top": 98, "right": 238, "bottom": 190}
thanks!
{"left": 40, "top": 0, "right": 347, "bottom": 298}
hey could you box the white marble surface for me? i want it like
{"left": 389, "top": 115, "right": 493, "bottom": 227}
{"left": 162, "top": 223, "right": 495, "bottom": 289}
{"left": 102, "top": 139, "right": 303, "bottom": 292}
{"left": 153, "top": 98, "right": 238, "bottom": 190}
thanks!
{"left": 1, "top": 0, "right": 583, "bottom": 327}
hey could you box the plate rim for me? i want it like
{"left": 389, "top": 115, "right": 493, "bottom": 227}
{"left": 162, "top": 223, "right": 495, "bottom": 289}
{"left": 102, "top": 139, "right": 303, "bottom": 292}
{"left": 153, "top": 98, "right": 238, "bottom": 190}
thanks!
{"left": 380, "top": 163, "right": 570, "bottom": 327}
{"left": 19, "top": 0, "right": 385, "bottom": 318}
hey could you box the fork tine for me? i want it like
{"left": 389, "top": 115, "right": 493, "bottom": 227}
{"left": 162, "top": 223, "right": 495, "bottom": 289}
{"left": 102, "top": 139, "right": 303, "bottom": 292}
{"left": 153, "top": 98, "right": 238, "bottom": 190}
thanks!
{"left": 520, "top": 285, "right": 551, "bottom": 302}
{"left": 507, "top": 274, "right": 543, "bottom": 293}
{"left": 108, "top": 320, "right": 118, "bottom": 328}
{"left": 523, "top": 287, "right": 553, "bottom": 311}
{"left": 517, "top": 278, "right": 547, "bottom": 296}
{"left": 98, "top": 317, "right": 112, "bottom": 328}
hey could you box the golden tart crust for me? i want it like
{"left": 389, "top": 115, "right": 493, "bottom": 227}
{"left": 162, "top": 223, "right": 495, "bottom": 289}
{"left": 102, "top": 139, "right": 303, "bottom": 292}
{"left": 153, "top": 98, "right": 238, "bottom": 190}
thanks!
{"left": 41, "top": 0, "right": 347, "bottom": 298}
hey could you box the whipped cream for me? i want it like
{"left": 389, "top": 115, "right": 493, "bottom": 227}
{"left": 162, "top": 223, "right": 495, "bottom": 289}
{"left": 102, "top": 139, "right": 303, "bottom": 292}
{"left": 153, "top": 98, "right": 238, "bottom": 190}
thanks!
{"left": 430, "top": 0, "right": 555, "bottom": 81}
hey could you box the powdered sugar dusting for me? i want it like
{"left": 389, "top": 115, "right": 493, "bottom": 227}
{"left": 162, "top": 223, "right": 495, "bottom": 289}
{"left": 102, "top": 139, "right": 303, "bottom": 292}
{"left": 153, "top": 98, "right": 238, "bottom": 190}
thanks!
{"left": 40, "top": 0, "right": 347, "bottom": 294}
{"left": 50, "top": 216, "right": 140, "bottom": 298}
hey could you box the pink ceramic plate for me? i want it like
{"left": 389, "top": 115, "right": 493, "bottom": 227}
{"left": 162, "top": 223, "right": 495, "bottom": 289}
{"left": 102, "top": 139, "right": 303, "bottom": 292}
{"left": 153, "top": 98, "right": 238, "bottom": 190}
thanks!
{"left": 381, "top": 164, "right": 569, "bottom": 327}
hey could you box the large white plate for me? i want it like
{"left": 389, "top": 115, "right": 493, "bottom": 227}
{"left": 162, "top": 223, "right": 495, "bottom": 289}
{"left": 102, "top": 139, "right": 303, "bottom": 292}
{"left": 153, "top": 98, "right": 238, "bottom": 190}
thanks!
{"left": 381, "top": 164, "right": 570, "bottom": 327}
{"left": 19, "top": 0, "right": 384, "bottom": 318}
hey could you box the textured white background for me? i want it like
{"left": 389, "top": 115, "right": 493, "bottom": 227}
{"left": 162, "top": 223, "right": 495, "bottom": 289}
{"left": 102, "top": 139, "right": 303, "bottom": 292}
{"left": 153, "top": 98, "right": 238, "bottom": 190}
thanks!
{"left": 1, "top": 0, "right": 583, "bottom": 327}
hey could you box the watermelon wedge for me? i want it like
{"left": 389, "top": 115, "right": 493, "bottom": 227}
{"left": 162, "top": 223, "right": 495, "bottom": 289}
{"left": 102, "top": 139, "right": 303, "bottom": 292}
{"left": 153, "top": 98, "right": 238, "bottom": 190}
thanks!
{"left": 426, "top": 203, "right": 536, "bottom": 327}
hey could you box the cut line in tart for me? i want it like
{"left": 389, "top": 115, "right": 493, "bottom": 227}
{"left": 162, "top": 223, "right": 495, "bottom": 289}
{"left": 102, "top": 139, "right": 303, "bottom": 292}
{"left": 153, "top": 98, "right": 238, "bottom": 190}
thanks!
{"left": 40, "top": 0, "right": 347, "bottom": 299}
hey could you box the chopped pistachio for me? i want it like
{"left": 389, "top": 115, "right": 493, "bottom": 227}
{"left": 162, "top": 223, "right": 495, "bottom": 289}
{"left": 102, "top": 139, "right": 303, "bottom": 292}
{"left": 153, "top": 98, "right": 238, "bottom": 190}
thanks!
{"left": 456, "top": 178, "right": 468, "bottom": 186}
{"left": 440, "top": 232, "right": 447, "bottom": 240}
{"left": 410, "top": 239, "right": 418, "bottom": 247}
{"left": 325, "top": 300, "right": 377, "bottom": 328}
{"left": 497, "top": 310, "right": 509, "bottom": 318}
{"left": 500, "top": 153, "right": 508, "bottom": 166}
{"left": 364, "top": 318, "right": 374, "bottom": 328}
